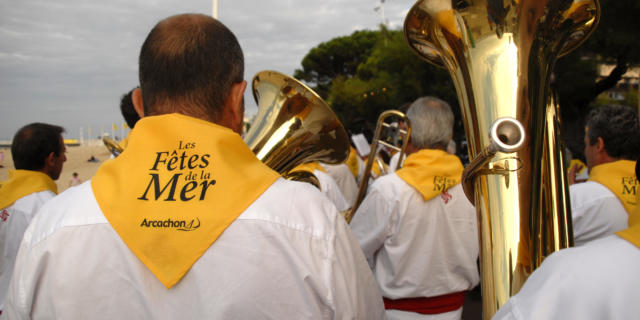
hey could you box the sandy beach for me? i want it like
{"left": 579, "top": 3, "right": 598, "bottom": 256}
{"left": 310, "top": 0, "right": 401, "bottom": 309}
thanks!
{"left": 0, "top": 141, "right": 111, "bottom": 193}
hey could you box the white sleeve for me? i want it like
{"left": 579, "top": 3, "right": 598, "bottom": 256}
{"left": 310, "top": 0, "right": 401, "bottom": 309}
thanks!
{"left": 389, "top": 153, "right": 399, "bottom": 173}
{"left": 570, "top": 183, "right": 628, "bottom": 246}
{"left": 349, "top": 182, "right": 394, "bottom": 267}
{"left": 329, "top": 211, "right": 385, "bottom": 320}
{"left": 2, "top": 192, "right": 56, "bottom": 319}
{"left": 2, "top": 223, "right": 41, "bottom": 320}
{"left": 491, "top": 299, "right": 522, "bottom": 320}
{"left": 316, "top": 170, "right": 350, "bottom": 212}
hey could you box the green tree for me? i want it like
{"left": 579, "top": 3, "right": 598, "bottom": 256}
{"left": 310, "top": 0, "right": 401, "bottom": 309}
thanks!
{"left": 295, "top": 27, "right": 458, "bottom": 139}
{"left": 553, "top": 0, "right": 640, "bottom": 156}
{"left": 293, "top": 30, "right": 378, "bottom": 98}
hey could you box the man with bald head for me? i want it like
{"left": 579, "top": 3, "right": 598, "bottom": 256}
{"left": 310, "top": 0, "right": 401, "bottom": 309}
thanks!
{"left": 3, "top": 14, "right": 384, "bottom": 319}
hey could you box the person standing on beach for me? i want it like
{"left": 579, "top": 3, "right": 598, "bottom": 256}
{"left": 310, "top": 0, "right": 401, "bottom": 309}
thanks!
{"left": 3, "top": 14, "right": 384, "bottom": 319}
{"left": 68, "top": 172, "right": 82, "bottom": 187}
{"left": 0, "top": 123, "right": 66, "bottom": 315}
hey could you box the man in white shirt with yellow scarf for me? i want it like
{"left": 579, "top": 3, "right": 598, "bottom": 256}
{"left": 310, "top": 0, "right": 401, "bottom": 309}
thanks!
{"left": 350, "top": 97, "right": 479, "bottom": 320}
{"left": 3, "top": 14, "right": 384, "bottom": 319}
{"left": 493, "top": 159, "right": 640, "bottom": 320}
{"left": 0, "top": 123, "right": 66, "bottom": 315}
{"left": 569, "top": 104, "right": 639, "bottom": 246}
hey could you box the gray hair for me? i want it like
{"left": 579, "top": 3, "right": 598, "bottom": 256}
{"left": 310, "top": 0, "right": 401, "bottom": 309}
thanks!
{"left": 406, "top": 96, "right": 454, "bottom": 149}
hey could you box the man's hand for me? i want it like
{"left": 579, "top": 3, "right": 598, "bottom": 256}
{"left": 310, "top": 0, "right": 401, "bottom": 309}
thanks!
{"left": 568, "top": 162, "right": 583, "bottom": 185}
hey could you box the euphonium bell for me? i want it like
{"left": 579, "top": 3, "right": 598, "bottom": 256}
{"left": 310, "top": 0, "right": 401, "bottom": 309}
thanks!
{"left": 244, "top": 70, "right": 350, "bottom": 184}
{"left": 404, "top": 1, "right": 600, "bottom": 318}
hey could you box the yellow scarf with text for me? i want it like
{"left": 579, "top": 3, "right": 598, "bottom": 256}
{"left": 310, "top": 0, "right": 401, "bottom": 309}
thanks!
{"left": 618, "top": 190, "right": 640, "bottom": 248}
{"left": 617, "top": 202, "right": 640, "bottom": 248}
{"left": 92, "top": 114, "right": 280, "bottom": 289}
{"left": 396, "top": 149, "right": 463, "bottom": 201}
{"left": 588, "top": 160, "right": 637, "bottom": 214}
{"left": 0, "top": 170, "right": 57, "bottom": 209}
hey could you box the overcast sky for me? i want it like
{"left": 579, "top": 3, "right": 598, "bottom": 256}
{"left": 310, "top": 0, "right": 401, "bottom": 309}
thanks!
{"left": 0, "top": 0, "right": 416, "bottom": 141}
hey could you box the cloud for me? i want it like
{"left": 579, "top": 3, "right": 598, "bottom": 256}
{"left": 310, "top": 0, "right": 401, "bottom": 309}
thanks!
{"left": 0, "top": 0, "right": 417, "bottom": 140}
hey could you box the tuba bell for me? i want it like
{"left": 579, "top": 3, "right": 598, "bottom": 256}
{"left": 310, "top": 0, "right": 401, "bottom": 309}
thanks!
{"left": 404, "top": 0, "right": 600, "bottom": 318}
{"left": 244, "top": 70, "right": 350, "bottom": 185}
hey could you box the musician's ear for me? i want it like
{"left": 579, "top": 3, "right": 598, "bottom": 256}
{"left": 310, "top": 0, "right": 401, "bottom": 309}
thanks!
{"left": 132, "top": 88, "right": 145, "bottom": 118}
{"left": 221, "top": 80, "right": 247, "bottom": 134}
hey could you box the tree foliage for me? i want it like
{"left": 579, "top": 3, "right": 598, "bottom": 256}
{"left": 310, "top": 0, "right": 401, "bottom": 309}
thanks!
{"left": 295, "top": 27, "right": 459, "bottom": 139}
{"left": 293, "top": 30, "right": 378, "bottom": 98}
{"left": 554, "top": 0, "right": 640, "bottom": 115}
{"left": 552, "top": 0, "right": 640, "bottom": 155}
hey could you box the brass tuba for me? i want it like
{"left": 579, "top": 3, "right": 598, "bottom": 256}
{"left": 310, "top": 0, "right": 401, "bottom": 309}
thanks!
{"left": 404, "top": 0, "right": 600, "bottom": 318}
{"left": 244, "top": 70, "right": 350, "bottom": 185}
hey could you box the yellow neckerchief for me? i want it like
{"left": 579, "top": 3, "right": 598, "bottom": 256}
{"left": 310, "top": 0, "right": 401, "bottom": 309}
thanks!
{"left": 290, "top": 161, "right": 326, "bottom": 174}
{"left": 345, "top": 146, "right": 360, "bottom": 178}
{"left": 119, "top": 134, "right": 130, "bottom": 150}
{"left": 91, "top": 113, "right": 280, "bottom": 289}
{"left": 0, "top": 170, "right": 57, "bottom": 209}
{"left": 396, "top": 149, "right": 463, "bottom": 201}
{"left": 617, "top": 196, "right": 640, "bottom": 248}
{"left": 569, "top": 159, "right": 587, "bottom": 175}
{"left": 588, "top": 160, "right": 638, "bottom": 214}
{"left": 628, "top": 191, "right": 640, "bottom": 228}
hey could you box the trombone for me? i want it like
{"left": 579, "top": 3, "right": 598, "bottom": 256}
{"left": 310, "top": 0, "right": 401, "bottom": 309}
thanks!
{"left": 344, "top": 110, "right": 411, "bottom": 223}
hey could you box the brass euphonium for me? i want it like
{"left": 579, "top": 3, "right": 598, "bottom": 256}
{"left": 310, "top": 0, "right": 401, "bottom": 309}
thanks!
{"left": 404, "top": 0, "right": 600, "bottom": 318}
{"left": 244, "top": 70, "right": 350, "bottom": 186}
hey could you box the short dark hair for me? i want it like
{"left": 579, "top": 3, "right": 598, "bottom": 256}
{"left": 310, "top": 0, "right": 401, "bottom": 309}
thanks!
{"left": 138, "top": 14, "right": 244, "bottom": 121}
{"left": 586, "top": 104, "right": 640, "bottom": 160}
{"left": 120, "top": 87, "right": 140, "bottom": 128}
{"left": 11, "top": 123, "right": 65, "bottom": 170}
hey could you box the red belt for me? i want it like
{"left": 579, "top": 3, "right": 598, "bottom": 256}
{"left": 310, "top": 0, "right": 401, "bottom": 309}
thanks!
{"left": 383, "top": 291, "right": 466, "bottom": 315}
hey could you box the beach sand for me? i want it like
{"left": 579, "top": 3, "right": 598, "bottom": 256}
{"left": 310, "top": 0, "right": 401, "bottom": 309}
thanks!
{"left": 0, "top": 142, "right": 111, "bottom": 193}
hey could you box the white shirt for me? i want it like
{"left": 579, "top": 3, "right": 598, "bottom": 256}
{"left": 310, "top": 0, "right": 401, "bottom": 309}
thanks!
{"left": 320, "top": 163, "right": 358, "bottom": 207}
{"left": 492, "top": 235, "right": 640, "bottom": 320}
{"left": 388, "top": 153, "right": 405, "bottom": 174}
{"left": 0, "top": 190, "right": 55, "bottom": 312}
{"left": 350, "top": 174, "right": 479, "bottom": 320}
{"left": 570, "top": 181, "right": 628, "bottom": 246}
{"left": 3, "top": 180, "right": 385, "bottom": 319}
{"left": 315, "top": 169, "right": 350, "bottom": 212}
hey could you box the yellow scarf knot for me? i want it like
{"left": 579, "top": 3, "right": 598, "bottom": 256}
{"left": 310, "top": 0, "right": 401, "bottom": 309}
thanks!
{"left": 396, "top": 149, "right": 463, "bottom": 201}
